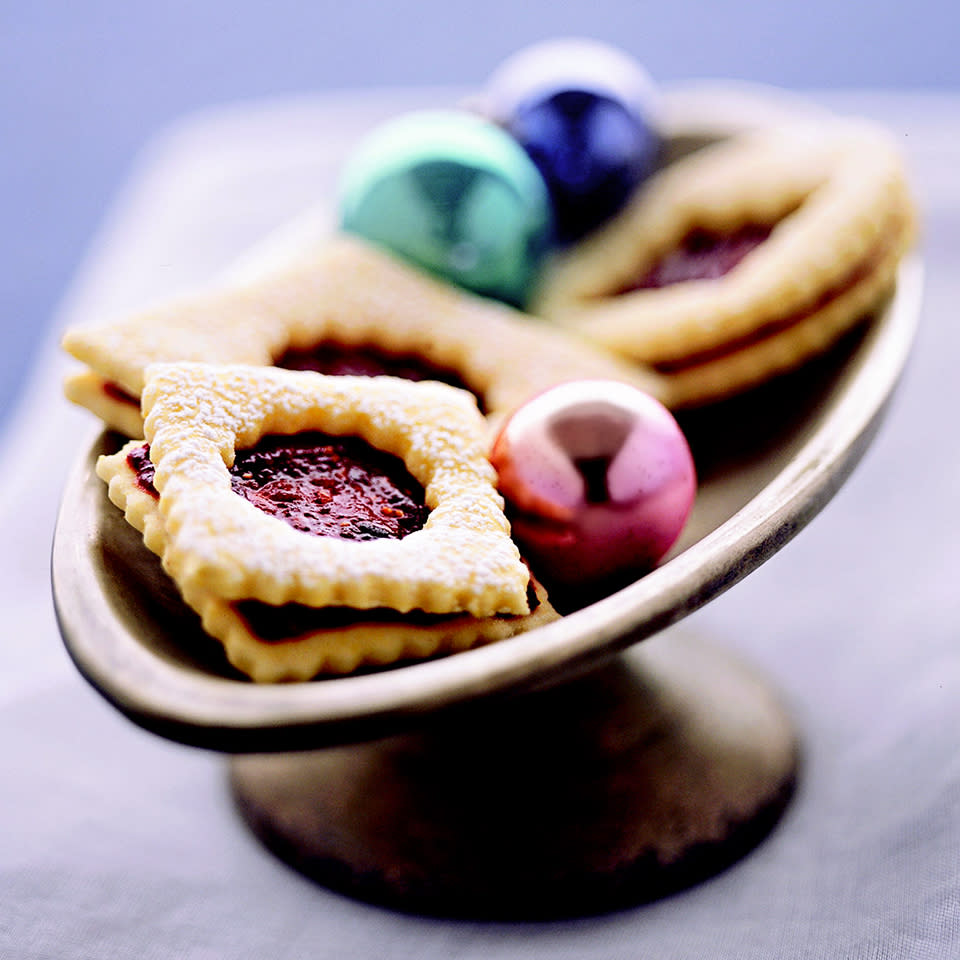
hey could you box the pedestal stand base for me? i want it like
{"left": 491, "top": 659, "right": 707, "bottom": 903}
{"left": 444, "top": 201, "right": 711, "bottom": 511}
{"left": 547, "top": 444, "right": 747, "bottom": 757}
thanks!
{"left": 229, "top": 633, "right": 798, "bottom": 919}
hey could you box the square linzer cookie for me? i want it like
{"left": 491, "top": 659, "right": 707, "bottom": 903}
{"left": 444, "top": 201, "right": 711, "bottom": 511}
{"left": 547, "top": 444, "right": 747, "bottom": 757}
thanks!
{"left": 63, "top": 233, "right": 665, "bottom": 438}
{"left": 97, "top": 363, "right": 559, "bottom": 681}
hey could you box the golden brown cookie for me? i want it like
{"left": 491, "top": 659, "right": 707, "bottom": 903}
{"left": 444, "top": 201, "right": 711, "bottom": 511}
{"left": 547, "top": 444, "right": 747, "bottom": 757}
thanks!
{"left": 532, "top": 121, "right": 917, "bottom": 406}
{"left": 63, "top": 233, "right": 666, "bottom": 437}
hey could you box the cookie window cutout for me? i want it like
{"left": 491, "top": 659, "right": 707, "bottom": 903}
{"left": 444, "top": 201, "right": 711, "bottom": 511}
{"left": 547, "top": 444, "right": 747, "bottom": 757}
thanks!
{"left": 140, "top": 362, "right": 532, "bottom": 619}
{"left": 622, "top": 225, "right": 774, "bottom": 290}
{"left": 532, "top": 122, "right": 916, "bottom": 406}
{"left": 97, "top": 440, "right": 559, "bottom": 681}
{"left": 62, "top": 233, "right": 665, "bottom": 438}
{"left": 226, "top": 431, "right": 431, "bottom": 542}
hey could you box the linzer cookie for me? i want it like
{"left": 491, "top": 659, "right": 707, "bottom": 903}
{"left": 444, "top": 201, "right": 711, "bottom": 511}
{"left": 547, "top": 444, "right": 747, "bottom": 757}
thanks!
{"left": 98, "top": 445, "right": 556, "bottom": 681}
{"left": 532, "top": 122, "right": 916, "bottom": 406}
{"left": 98, "top": 445, "right": 557, "bottom": 681}
{"left": 142, "top": 362, "right": 530, "bottom": 614}
{"left": 96, "top": 363, "right": 559, "bottom": 680}
{"left": 62, "top": 233, "right": 666, "bottom": 438}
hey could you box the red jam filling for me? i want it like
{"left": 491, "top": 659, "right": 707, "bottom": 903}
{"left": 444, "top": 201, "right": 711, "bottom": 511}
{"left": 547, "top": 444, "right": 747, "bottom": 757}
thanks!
{"left": 275, "top": 342, "right": 483, "bottom": 410}
{"left": 229, "top": 432, "right": 428, "bottom": 541}
{"left": 126, "top": 432, "right": 429, "bottom": 541}
{"left": 653, "top": 228, "right": 894, "bottom": 374}
{"left": 127, "top": 443, "right": 158, "bottom": 497}
{"left": 624, "top": 225, "right": 772, "bottom": 292}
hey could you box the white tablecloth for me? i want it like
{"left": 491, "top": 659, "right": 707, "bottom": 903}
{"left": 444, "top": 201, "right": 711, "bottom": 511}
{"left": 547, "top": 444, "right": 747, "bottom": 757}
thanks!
{"left": 2, "top": 88, "right": 959, "bottom": 959}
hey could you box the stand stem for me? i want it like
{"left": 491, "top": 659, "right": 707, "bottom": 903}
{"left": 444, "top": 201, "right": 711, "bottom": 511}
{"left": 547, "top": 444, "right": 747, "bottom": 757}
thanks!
{"left": 230, "top": 632, "right": 797, "bottom": 919}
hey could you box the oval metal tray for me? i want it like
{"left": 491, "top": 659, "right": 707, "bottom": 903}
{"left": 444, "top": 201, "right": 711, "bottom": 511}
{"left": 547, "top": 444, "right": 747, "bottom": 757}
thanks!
{"left": 51, "top": 253, "right": 922, "bottom": 752}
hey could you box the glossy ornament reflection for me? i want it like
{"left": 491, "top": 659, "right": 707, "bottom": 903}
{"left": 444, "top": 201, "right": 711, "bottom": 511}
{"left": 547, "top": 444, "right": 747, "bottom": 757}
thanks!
{"left": 491, "top": 380, "right": 696, "bottom": 598}
{"left": 339, "top": 109, "right": 553, "bottom": 307}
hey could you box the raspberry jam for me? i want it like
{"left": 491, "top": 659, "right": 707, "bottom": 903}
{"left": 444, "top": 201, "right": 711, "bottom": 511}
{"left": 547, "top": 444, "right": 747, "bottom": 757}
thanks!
{"left": 127, "top": 443, "right": 158, "bottom": 497}
{"left": 126, "top": 433, "right": 429, "bottom": 541}
{"left": 624, "top": 224, "right": 772, "bottom": 291}
{"left": 275, "top": 342, "right": 482, "bottom": 408}
{"left": 230, "top": 432, "right": 428, "bottom": 541}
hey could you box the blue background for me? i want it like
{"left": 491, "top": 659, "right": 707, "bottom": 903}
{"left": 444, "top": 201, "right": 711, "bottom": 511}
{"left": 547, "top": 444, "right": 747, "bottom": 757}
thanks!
{"left": 2, "top": 1, "right": 956, "bottom": 425}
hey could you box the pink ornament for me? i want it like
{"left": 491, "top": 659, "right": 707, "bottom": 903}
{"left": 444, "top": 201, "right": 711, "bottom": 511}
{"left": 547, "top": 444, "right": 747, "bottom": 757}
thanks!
{"left": 491, "top": 380, "right": 696, "bottom": 591}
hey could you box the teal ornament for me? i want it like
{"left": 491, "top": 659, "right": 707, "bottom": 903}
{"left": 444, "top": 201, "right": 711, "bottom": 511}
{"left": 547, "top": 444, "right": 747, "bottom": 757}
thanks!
{"left": 338, "top": 110, "right": 553, "bottom": 308}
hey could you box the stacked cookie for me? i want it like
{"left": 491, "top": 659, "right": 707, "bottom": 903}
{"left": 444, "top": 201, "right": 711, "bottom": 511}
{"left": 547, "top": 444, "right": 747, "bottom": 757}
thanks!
{"left": 533, "top": 122, "right": 916, "bottom": 406}
{"left": 96, "top": 363, "right": 560, "bottom": 681}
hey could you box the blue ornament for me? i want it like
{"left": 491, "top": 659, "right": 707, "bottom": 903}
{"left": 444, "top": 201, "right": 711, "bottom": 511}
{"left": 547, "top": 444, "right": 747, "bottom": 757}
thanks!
{"left": 485, "top": 38, "right": 662, "bottom": 243}
{"left": 338, "top": 110, "right": 553, "bottom": 308}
